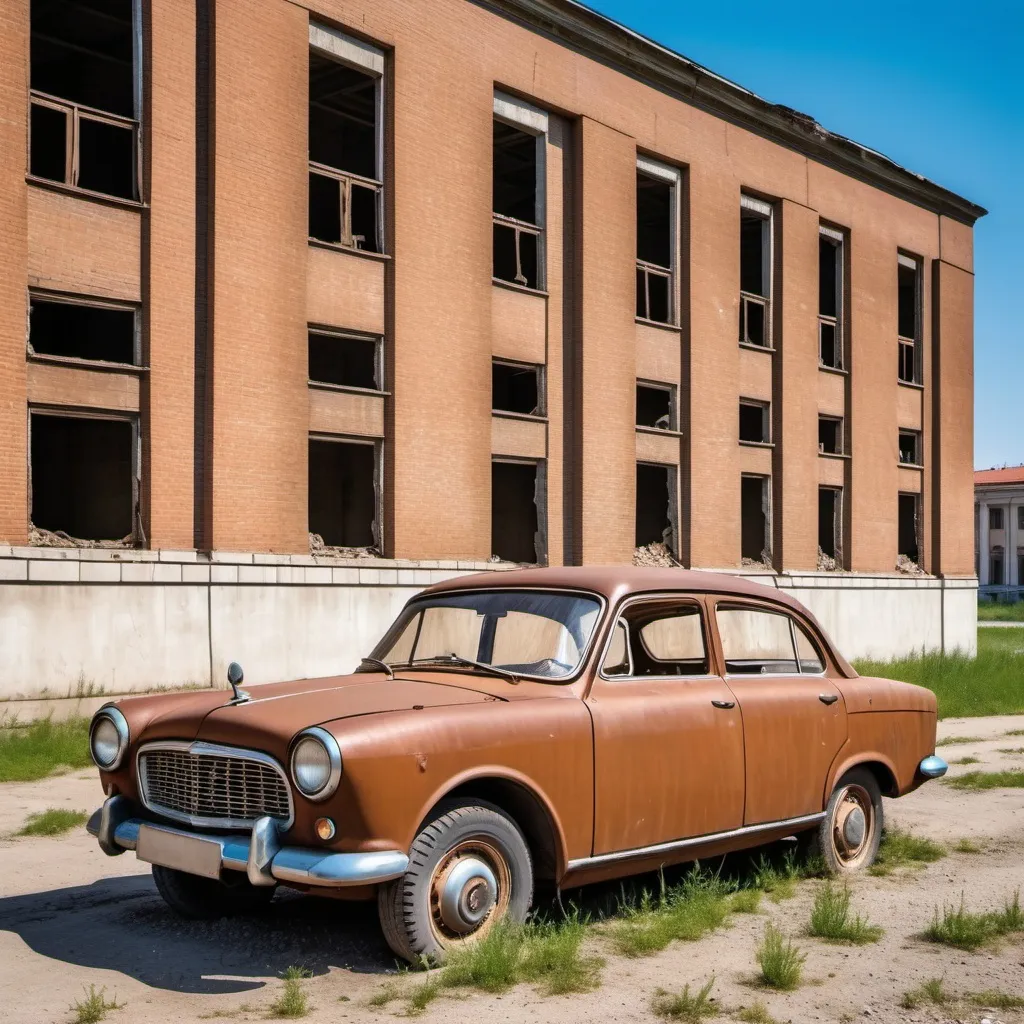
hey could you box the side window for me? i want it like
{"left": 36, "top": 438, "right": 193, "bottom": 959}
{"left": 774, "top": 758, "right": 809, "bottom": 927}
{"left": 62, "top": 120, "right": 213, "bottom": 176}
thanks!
{"left": 717, "top": 606, "right": 797, "bottom": 675}
{"left": 794, "top": 622, "right": 825, "bottom": 673}
{"left": 601, "top": 620, "right": 632, "bottom": 676}
{"left": 603, "top": 602, "right": 708, "bottom": 677}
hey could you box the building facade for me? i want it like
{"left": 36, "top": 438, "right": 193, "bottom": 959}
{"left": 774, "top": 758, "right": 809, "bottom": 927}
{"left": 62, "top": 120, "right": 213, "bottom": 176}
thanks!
{"left": 0, "top": 0, "right": 982, "bottom": 712}
{"left": 975, "top": 467, "right": 1024, "bottom": 601}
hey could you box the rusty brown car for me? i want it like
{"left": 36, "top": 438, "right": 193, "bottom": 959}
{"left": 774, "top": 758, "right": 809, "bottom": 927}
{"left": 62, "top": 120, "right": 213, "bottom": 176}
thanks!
{"left": 87, "top": 567, "right": 947, "bottom": 961}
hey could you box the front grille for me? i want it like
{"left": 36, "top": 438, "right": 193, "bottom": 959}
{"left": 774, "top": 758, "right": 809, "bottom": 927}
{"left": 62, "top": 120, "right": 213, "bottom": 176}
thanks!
{"left": 139, "top": 744, "right": 292, "bottom": 829}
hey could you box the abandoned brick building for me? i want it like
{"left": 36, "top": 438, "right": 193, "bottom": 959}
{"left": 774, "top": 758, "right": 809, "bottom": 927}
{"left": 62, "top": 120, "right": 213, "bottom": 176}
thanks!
{"left": 0, "top": 0, "right": 983, "bottom": 704}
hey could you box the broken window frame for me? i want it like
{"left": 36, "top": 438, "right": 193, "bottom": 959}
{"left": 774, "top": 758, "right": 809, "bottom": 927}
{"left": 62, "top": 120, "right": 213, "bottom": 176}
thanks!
{"left": 738, "top": 398, "right": 771, "bottom": 446}
{"left": 897, "top": 490, "right": 922, "bottom": 565}
{"left": 307, "top": 325, "right": 384, "bottom": 393}
{"left": 739, "top": 194, "right": 774, "bottom": 349}
{"left": 897, "top": 252, "right": 922, "bottom": 385}
{"left": 740, "top": 472, "right": 772, "bottom": 565}
{"left": 492, "top": 91, "right": 547, "bottom": 291}
{"left": 28, "top": 0, "right": 143, "bottom": 202}
{"left": 308, "top": 22, "right": 385, "bottom": 254}
{"left": 818, "top": 415, "right": 844, "bottom": 456}
{"left": 308, "top": 431, "right": 383, "bottom": 552}
{"left": 636, "top": 460, "right": 679, "bottom": 556}
{"left": 898, "top": 428, "right": 922, "bottom": 467}
{"left": 635, "top": 156, "right": 680, "bottom": 326}
{"left": 818, "top": 225, "right": 845, "bottom": 370}
{"left": 28, "top": 406, "right": 143, "bottom": 546}
{"left": 635, "top": 380, "right": 677, "bottom": 432}
{"left": 27, "top": 289, "right": 142, "bottom": 368}
{"left": 492, "top": 358, "right": 545, "bottom": 418}
{"left": 818, "top": 485, "right": 844, "bottom": 566}
{"left": 491, "top": 456, "right": 548, "bottom": 565}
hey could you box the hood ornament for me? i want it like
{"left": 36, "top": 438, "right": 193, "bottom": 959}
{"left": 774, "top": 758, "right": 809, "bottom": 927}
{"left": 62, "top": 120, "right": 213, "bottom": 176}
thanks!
{"left": 226, "top": 661, "right": 251, "bottom": 704}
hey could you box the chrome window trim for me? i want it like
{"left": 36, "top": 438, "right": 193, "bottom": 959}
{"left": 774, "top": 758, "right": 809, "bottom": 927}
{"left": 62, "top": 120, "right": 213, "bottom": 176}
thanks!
{"left": 136, "top": 740, "right": 295, "bottom": 831}
{"left": 90, "top": 705, "right": 130, "bottom": 770}
{"left": 289, "top": 726, "right": 343, "bottom": 802}
{"left": 715, "top": 600, "right": 829, "bottom": 679}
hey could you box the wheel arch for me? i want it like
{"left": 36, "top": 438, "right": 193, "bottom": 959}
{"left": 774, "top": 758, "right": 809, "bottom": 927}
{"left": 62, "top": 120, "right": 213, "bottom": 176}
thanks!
{"left": 826, "top": 754, "right": 900, "bottom": 802}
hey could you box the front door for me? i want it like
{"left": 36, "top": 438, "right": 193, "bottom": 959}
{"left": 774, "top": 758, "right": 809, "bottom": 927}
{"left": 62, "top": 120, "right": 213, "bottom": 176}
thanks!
{"left": 587, "top": 596, "right": 745, "bottom": 856}
{"left": 711, "top": 601, "right": 847, "bottom": 826}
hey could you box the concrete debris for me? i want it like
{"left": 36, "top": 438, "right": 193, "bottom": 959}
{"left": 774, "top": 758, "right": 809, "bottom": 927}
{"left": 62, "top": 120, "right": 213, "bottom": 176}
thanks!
{"left": 817, "top": 547, "right": 838, "bottom": 572}
{"left": 633, "top": 542, "right": 680, "bottom": 567}
{"left": 740, "top": 556, "right": 772, "bottom": 570}
{"left": 29, "top": 524, "right": 131, "bottom": 549}
{"left": 308, "top": 532, "right": 377, "bottom": 559}
{"left": 895, "top": 553, "right": 926, "bottom": 576}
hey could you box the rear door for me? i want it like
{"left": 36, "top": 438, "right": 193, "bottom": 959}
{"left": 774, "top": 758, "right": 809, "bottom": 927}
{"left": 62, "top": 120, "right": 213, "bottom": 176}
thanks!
{"left": 711, "top": 601, "right": 847, "bottom": 826}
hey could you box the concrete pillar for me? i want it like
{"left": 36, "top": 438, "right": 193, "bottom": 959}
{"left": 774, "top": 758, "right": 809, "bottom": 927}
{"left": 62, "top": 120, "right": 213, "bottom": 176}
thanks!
{"left": 978, "top": 500, "right": 989, "bottom": 586}
{"left": 1009, "top": 503, "right": 1018, "bottom": 588}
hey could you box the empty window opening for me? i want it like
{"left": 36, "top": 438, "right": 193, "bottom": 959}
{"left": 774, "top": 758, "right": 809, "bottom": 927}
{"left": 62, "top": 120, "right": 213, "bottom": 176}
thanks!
{"left": 493, "top": 361, "right": 541, "bottom": 416}
{"left": 991, "top": 550, "right": 1005, "bottom": 586}
{"left": 308, "top": 439, "right": 377, "bottom": 549}
{"left": 818, "top": 486, "right": 842, "bottom": 566}
{"left": 741, "top": 474, "right": 770, "bottom": 564}
{"left": 819, "top": 416, "right": 843, "bottom": 455}
{"left": 990, "top": 507, "right": 1005, "bottom": 531}
{"left": 636, "top": 171, "right": 673, "bottom": 323}
{"left": 308, "top": 330, "right": 379, "bottom": 390}
{"left": 31, "top": 413, "right": 135, "bottom": 542}
{"left": 898, "top": 257, "right": 920, "bottom": 383}
{"left": 30, "top": 0, "right": 137, "bottom": 200}
{"left": 739, "top": 400, "right": 770, "bottom": 444}
{"left": 492, "top": 460, "right": 543, "bottom": 563}
{"left": 819, "top": 231, "right": 843, "bottom": 369}
{"left": 636, "top": 383, "right": 673, "bottom": 430}
{"left": 898, "top": 492, "right": 920, "bottom": 566}
{"left": 308, "top": 50, "right": 381, "bottom": 252}
{"left": 739, "top": 200, "right": 771, "bottom": 347}
{"left": 635, "top": 463, "right": 676, "bottom": 554}
{"left": 898, "top": 429, "right": 920, "bottom": 466}
{"left": 28, "top": 295, "right": 136, "bottom": 365}
{"left": 493, "top": 120, "right": 541, "bottom": 289}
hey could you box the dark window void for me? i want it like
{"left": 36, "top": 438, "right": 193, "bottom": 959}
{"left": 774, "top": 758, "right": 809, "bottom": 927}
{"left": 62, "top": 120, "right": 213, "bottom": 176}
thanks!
{"left": 308, "top": 439, "right": 376, "bottom": 548}
{"left": 30, "top": 103, "right": 66, "bottom": 181}
{"left": 740, "top": 214, "right": 768, "bottom": 297}
{"left": 819, "top": 487, "right": 840, "bottom": 559}
{"left": 29, "top": 298, "right": 135, "bottom": 364}
{"left": 819, "top": 238, "right": 838, "bottom": 318}
{"left": 309, "top": 53, "right": 376, "bottom": 178}
{"left": 308, "top": 332, "right": 378, "bottom": 390}
{"left": 898, "top": 262, "right": 918, "bottom": 340}
{"left": 739, "top": 401, "right": 769, "bottom": 444}
{"left": 990, "top": 507, "right": 1004, "bottom": 531}
{"left": 898, "top": 493, "right": 919, "bottom": 563}
{"left": 741, "top": 475, "right": 769, "bottom": 562}
{"left": 492, "top": 461, "right": 540, "bottom": 563}
{"left": 898, "top": 430, "right": 919, "bottom": 465}
{"left": 493, "top": 121, "right": 540, "bottom": 289}
{"left": 991, "top": 555, "right": 1004, "bottom": 586}
{"left": 635, "top": 463, "right": 674, "bottom": 549}
{"left": 31, "top": 414, "right": 133, "bottom": 541}
{"left": 493, "top": 362, "right": 540, "bottom": 415}
{"left": 636, "top": 384, "right": 672, "bottom": 429}
{"left": 636, "top": 173, "right": 672, "bottom": 323}
{"left": 31, "top": 0, "right": 134, "bottom": 115}
{"left": 819, "top": 417, "right": 842, "bottom": 455}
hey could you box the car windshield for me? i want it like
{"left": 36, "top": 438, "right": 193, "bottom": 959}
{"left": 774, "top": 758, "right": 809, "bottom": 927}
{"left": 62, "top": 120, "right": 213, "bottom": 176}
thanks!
{"left": 369, "top": 590, "right": 603, "bottom": 681}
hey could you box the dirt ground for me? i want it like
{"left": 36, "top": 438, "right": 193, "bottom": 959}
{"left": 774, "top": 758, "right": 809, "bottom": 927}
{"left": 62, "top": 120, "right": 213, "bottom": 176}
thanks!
{"left": 1, "top": 715, "right": 1022, "bottom": 1024}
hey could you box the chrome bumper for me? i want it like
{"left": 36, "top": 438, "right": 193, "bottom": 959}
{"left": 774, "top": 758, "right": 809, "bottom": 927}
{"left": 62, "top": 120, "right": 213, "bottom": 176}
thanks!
{"left": 87, "top": 795, "right": 408, "bottom": 888}
{"left": 918, "top": 754, "right": 948, "bottom": 779}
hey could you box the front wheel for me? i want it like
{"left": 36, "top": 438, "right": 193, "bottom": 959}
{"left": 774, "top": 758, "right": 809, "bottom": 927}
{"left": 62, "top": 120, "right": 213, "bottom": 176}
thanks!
{"left": 808, "top": 768, "right": 883, "bottom": 874}
{"left": 377, "top": 801, "right": 533, "bottom": 963}
{"left": 152, "top": 865, "right": 276, "bottom": 919}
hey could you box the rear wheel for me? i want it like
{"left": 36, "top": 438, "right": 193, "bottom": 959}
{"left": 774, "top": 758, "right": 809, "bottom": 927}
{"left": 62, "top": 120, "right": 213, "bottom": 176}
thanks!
{"left": 377, "top": 801, "right": 533, "bottom": 963}
{"left": 809, "top": 768, "right": 883, "bottom": 874}
{"left": 152, "top": 865, "right": 276, "bottom": 919}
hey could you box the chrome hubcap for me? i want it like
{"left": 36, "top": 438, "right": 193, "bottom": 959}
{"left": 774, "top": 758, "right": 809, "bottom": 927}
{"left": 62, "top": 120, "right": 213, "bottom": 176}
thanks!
{"left": 438, "top": 856, "right": 498, "bottom": 934}
{"left": 842, "top": 806, "right": 866, "bottom": 849}
{"left": 832, "top": 784, "right": 872, "bottom": 864}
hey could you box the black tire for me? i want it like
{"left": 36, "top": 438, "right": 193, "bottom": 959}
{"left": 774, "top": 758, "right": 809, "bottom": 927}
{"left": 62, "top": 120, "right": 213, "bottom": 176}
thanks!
{"left": 809, "top": 767, "right": 884, "bottom": 875}
{"left": 152, "top": 865, "right": 276, "bottom": 920}
{"left": 377, "top": 801, "right": 533, "bottom": 963}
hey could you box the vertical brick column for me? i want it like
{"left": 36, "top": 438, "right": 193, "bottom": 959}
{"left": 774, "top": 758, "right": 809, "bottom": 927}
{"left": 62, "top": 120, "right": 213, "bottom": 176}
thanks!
{"left": 775, "top": 199, "right": 820, "bottom": 570}
{"left": 577, "top": 117, "right": 636, "bottom": 564}
{"left": 208, "top": 0, "right": 309, "bottom": 552}
{"left": 144, "top": 0, "right": 196, "bottom": 550}
{"left": 0, "top": 1, "right": 28, "bottom": 544}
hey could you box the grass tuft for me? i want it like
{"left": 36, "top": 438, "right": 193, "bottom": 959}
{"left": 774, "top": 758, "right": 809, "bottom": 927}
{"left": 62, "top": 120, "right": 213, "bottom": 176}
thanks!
{"left": 900, "top": 977, "right": 950, "bottom": 1009}
{"left": 749, "top": 852, "right": 800, "bottom": 902}
{"left": 978, "top": 601, "right": 1024, "bottom": 621}
{"left": 951, "top": 755, "right": 980, "bottom": 765}
{"left": 367, "top": 980, "right": 403, "bottom": 1007}
{"left": 407, "top": 975, "right": 443, "bottom": 1015}
{"left": 807, "top": 882, "right": 882, "bottom": 944}
{"left": 936, "top": 735, "right": 985, "bottom": 747}
{"left": 947, "top": 769, "right": 1024, "bottom": 791}
{"left": 0, "top": 716, "right": 91, "bottom": 782}
{"left": 952, "top": 838, "right": 983, "bottom": 853}
{"left": 1006, "top": 728, "right": 1024, "bottom": 736}
{"left": 651, "top": 977, "right": 718, "bottom": 1021}
{"left": 17, "top": 807, "right": 88, "bottom": 837}
{"left": 755, "top": 923, "right": 805, "bottom": 991}
{"left": 731, "top": 889, "right": 763, "bottom": 914}
{"left": 968, "top": 990, "right": 1024, "bottom": 1009}
{"left": 71, "top": 985, "right": 123, "bottom": 1024}
{"left": 998, "top": 746, "right": 1024, "bottom": 754}
{"left": 268, "top": 967, "right": 311, "bottom": 1018}
{"left": 736, "top": 1000, "right": 780, "bottom": 1024}
{"left": 868, "top": 826, "right": 945, "bottom": 876}
{"left": 442, "top": 923, "right": 524, "bottom": 993}
{"left": 923, "top": 891, "right": 1024, "bottom": 950}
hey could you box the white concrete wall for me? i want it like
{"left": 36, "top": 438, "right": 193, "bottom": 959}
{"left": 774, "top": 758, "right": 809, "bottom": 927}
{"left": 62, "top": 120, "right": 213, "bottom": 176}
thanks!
{"left": 0, "top": 547, "right": 978, "bottom": 715}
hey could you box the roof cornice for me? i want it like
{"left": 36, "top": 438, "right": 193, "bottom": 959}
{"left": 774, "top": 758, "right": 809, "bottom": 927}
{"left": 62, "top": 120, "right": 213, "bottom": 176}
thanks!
{"left": 484, "top": 0, "right": 987, "bottom": 225}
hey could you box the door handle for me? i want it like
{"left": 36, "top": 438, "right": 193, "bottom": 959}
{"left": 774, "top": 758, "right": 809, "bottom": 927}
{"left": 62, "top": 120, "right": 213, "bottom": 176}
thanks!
{"left": 819, "top": 693, "right": 839, "bottom": 705}
{"left": 711, "top": 699, "right": 736, "bottom": 710}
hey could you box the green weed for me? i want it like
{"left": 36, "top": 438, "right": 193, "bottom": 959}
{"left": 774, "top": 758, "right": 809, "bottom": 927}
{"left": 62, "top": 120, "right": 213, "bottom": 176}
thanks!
{"left": 651, "top": 977, "right": 718, "bottom": 1021}
{"left": 900, "top": 977, "right": 950, "bottom": 1009}
{"left": 968, "top": 990, "right": 1024, "bottom": 1009}
{"left": 407, "top": 975, "right": 443, "bottom": 1014}
{"left": 755, "top": 923, "right": 805, "bottom": 991}
{"left": 0, "top": 716, "right": 91, "bottom": 782}
{"left": 952, "top": 755, "right": 980, "bottom": 765}
{"left": 736, "top": 1000, "right": 780, "bottom": 1024}
{"left": 936, "top": 735, "right": 985, "bottom": 747}
{"left": 731, "top": 889, "right": 763, "bottom": 914}
{"left": 977, "top": 601, "right": 1024, "bottom": 622}
{"left": 998, "top": 746, "right": 1024, "bottom": 754}
{"left": 71, "top": 986, "right": 123, "bottom": 1024}
{"left": 868, "top": 827, "right": 945, "bottom": 875}
{"left": 923, "top": 891, "right": 1023, "bottom": 950}
{"left": 750, "top": 852, "right": 800, "bottom": 902}
{"left": 268, "top": 967, "right": 311, "bottom": 1018}
{"left": 952, "top": 838, "right": 983, "bottom": 853}
{"left": 946, "top": 769, "right": 1024, "bottom": 791}
{"left": 367, "top": 979, "right": 403, "bottom": 1007}
{"left": 807, "top": 882, "right": 882, "bottom": 944}
{"left": 17, "top": 807, "right": 88, "bottom": 837}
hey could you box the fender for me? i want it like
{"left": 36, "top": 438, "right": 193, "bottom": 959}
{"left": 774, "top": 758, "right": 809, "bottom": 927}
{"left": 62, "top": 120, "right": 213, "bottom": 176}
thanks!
{"left": 824, "top": 744, "right": 900, "bottom": 804}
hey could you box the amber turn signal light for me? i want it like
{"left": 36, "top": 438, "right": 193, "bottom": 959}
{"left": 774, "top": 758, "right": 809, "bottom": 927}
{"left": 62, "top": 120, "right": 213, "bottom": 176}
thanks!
{"left": 314, "top": 817, "right": 336, "bottom": 841}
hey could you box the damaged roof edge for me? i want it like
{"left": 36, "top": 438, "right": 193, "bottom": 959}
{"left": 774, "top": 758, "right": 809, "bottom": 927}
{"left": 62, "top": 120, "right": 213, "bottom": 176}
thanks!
{"left": 484, "top": 0, "right": 987, "bottom": 225}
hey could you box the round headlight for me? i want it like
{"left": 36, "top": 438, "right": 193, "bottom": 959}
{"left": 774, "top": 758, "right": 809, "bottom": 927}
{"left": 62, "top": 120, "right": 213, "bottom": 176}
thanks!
{"left": 89, "top": 706, "right": 129, "bottom": 770}
{"left": 290, "top": 727, "right": 342, "bottom": 801}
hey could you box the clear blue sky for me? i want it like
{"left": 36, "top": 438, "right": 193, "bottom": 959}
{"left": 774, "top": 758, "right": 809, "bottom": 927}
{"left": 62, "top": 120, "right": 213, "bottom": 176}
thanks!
{"left": 587, "top": 0, "right": 1021, "bottom": 470}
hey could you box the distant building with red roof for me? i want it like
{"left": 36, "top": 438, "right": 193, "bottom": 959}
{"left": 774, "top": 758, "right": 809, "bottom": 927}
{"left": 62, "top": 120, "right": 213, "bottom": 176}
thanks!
{"left": 976, "top": 467, "right": 1024, "bottom": 596}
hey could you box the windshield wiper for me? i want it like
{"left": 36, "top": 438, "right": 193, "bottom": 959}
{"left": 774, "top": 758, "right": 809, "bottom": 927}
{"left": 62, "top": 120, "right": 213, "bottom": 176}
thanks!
{"left": 400, "top": 654, "right": 519, "bottom": 684}
{"left": 357, "top": 657, "right": 394, "bottom": 679}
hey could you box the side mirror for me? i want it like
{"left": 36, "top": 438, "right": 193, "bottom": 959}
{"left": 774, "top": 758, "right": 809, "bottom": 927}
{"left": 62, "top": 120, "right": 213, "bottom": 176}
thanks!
{"left": 227, "top": 662, "right": 244, "bottom": 686}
